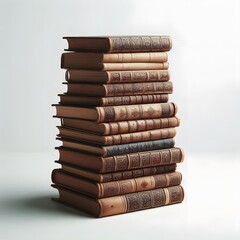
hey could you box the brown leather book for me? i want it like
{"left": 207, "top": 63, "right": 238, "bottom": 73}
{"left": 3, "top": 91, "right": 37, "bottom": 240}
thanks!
{"left": 60, "top": 117, "right": 180, "bottom": 135}
{"left": 62, "top": 62, "right": 169, "bottom": 71}
{"left": 56, "top": 161, "right": 177, "bottom": 183}
{"left": 65, "top": 70, "right": 170, "bottom": 83}
{"left": 54, "top": 102, "right": 177, "bottom": 122}
{"left": 52, "top": 184, "right": 184, "bottom": 217}
{"left": 58, "top": 94, "right": 169, "bottom": 106}
{"left": 57, "top": 138, "right": 174, "bottom": 157}
{"left": 63, "top": 36, "right": 172, "bottom": 53}
{"left": 64, "top": 81, "right": 172, "bottom": 96}
{"left": 56, "top": 147, "right": 184, "bottom": 173}
{"left": 62, "top": 53, "right": 168, "bottom": 69}
{"left": 57, "top": 126, "right": 176, "bottom": 145}
{"left": 52, "top": 169, "right": 182, "bottom": 198}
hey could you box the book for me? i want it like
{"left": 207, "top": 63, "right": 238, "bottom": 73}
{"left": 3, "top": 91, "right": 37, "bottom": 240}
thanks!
{"left": 52, "top": 184, "right": 184, "bottom": 217}
{"left": 61, "top": 52, "right": 168, "bottom": 69}
{"left": 56, "top": 161, "right": 177, "bottom": 183}
{"left": 57, "top": 138, "right": 175, "bottom": 157}
{"left": 58, "top": 94, "right": 169, "bottom": 106}
{"left": 54, "top": 102, "right": 178, "bottom": 122}
{"left": 52, "top": 169, "right": 182, "bottom": 198}
{"left": 62, "top": 62, "right": 169, "bottom": 71}
{"left": 56, "top": 147, "right": 184, "bottom": 173}
{"left": 65, "top": 69, "right": 170, "bottom": 83}
{"left": 57, "top": 126, "right": 176, "bottom": 145}
{"left": 64, "top": 81, "right": 173, "bottom": 96}
{"left": 63, "top": 36, "right": 172, "bottom": 53}
{"left": 60, "top": 117, "right": 180, "bottom": 135}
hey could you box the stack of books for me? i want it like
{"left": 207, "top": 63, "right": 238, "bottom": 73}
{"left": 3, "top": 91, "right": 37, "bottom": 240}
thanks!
{"left": 52, "top": 36, "right": 184, "bottom": 217}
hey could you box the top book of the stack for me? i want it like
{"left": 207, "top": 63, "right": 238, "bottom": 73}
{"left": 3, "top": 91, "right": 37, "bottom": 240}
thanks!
{"left": 63, "top": 36, "right": 172, "bottom": 53}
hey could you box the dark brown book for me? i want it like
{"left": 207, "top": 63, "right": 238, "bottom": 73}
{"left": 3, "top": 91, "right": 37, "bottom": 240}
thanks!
{"left": 56, "top": 161, "right": 177, "bottom": 183}
{"left": 57, "top": 138, "right": 174, "bottom": 157}
{"left": 63, "top": 36, "right": 172, "bottom": 53}
{"left": 52, "top": 184, "right": 184, "bottom": 217}
{"left": 52, "top": 169, "right": 182, "bottom": 198}
{"left": 56, "top": 147, "right": 184, "bottom": 173}
{"left": 65, "top": 81, "right": 173, "bottom": 96}
{"left": 57, "top": 126, "right": 176, "bottom": 145}
{"left": 58, "top": 94, "right": 169, "bottom": 106}
{"left": 60, "top": 117, "right": 180, "bottom": 135}
{"left": 65, "top": 70, "right": 170, "bottom": 83}
{"left": 54, "top": 102, "right": 178, "bottom": 123}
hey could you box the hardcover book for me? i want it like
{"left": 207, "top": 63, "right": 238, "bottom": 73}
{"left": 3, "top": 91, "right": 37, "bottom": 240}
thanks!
{"left": 56, "top": 147, "right": 184, "bottom": 173}
{"left": 65, "top": 69, "right": 170, "bottom": 83}
{"left": 52, "top": 169, "right": 182, "bottom": 198}
{"left": 54, "top": 102, "right": 178, "bottom": 122}
{"left": 57, "top": 126, "right": 176, "bottom": 145}
{"left": 52, "top": 184, "right": 184, "bottom": 217}
{"left": 60, "top": 117, "right": 180, "bottom": 135}
{"left": 57, "top": 138, "right": 175, "bottom": 157}
{"left": 63, "top": 36, "right": 172, "bottom": 53}
{"left": 64, "top": 81, "right": 173, "bottom": 96}
{"left": 55, "top": 161, "right": 177, "bottom": 183}
{"left": 58, "top": 94, "right": 169, "bottom": 106}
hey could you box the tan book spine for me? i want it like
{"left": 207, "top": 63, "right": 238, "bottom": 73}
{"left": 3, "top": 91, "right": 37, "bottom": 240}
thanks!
{"left": 108, "top": 36, "right": 172, "bottom": 52}
{"left": 102, "top": 52, "right": 168, "bottom": 62}
{"left": 101, "top": 94, "right": 169, "bottom": 106}
{"left": 99, "top": 185, "right": 184, "bottom": 217}
{"left": 103, "top": 128, "right": 176, "bottom": 145}
{"left": 107, "top": 70, "right": 170, "bottom": 83}
{"left": 103, "top": 117, "right": 180, "bottom": 135}
{"left": 98, "top": 172, "right": 182, "bottom": 198}
{"left": 102, "top": 147, "right": 184, "bottom": 173}
{"left": 101, "top": 62, "right": 169, "bottom": 71}
{"left": 66, "top": 70, "right": 170, "bottom": 83}
{"left": 97, "top": 102, "right": 177, "bottom": 123}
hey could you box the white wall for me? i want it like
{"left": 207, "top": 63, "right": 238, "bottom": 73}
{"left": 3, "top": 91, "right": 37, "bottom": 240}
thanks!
{"left": 0, "top": 0, "right": 239, "bottom": 153}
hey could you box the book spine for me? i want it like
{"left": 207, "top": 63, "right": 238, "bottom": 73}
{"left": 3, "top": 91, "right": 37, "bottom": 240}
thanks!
{"left": 102, "top": 94, "right": 169, "bottom": 106}
{"left": 97, "top": 102, "right": 177, "bottom": 123}
{"left": 104, "top": 81, "right": 172, "bottom": 97}
{"left": 103, "top": 117, "right": 180, "bottom": 135}
{"left": 98, "top": 172, "right": 182, "bottom": 198}
{"left": 104, "top": 138, "right": 175, "bottom": 157}
{"left": 109, "top": 36, "right": 172, "bottom": 53}
{"left": 99, "top": 185, "right": 184, "bottom": 217}
{"left": 107, "top": 70, "right": 170, "bottom": 83}
{"left": 103, "top": 52, "right": 168, "bottom": 63}
{"left": 102, "top": 163, "right": 177, "bottom": 182}
{"left": 104, "top": 128, "right": 176, "bottom": 145}
{"left": 102, "top": 147, "right": 184, "bottom": 173}
{"left": 102, "top": 62, "right": 169, "bottom": 71}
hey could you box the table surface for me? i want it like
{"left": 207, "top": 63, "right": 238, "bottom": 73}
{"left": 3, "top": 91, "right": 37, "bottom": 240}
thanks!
{"left": 0, "top": 152, "right": 239, "bottom": 240}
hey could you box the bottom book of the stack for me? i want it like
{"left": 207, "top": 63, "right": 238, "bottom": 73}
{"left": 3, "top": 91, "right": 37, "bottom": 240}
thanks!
{"left": 51, "top": 169, "right": 184, "bottom": 217}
